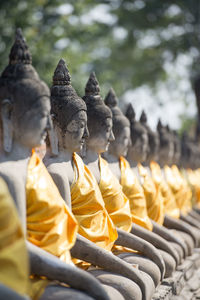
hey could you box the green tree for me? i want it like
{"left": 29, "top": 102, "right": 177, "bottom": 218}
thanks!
{"left": 0, "top": 0, "right": 199, "bottom": 126}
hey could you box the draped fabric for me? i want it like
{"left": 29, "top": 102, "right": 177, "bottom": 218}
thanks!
{"left": 164, "top": 165, "right": 192, "bottom": 215}
{"left": 0, "top": 177, "right": 29, "bottom": 296}
{"left": 187, "top": 168, "right": 200, "bottom": 207}
{"left": 138, "top": 163, "right": 164, "bottom": 225}
{"left": 26, "top": 152, "right": 78, "bottom": 264}
{"left": 71, "top": 152, "right": 117, "bottom": 251}
{"left": 98, "top": 156, "right": 132, "bottom": 233}
{"left": 119, "top": 157, "right": 153, "bottom": 231}
{"left": 150, "top": 161, "right": 180, "bottom": 219}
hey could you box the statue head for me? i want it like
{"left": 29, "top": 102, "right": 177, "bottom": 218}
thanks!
{"left": 83, "top": 72, "right": 114, "bottom": 154}
{"left": 172, "top": 130, "right": 181, "bottom": 165}
{"left": 157, "top": 120, "right": 174, "bottom": 165}
{"left": 105, "top": 88, "right": 131, "bottom": 157}
{"left": 0, "top": 28, "right": 51, "bottom": 153}
{"left": 180, "top": 132, "right": 199, "bottom": 169}
{"left": 50, "top": 59, "right": 88, "bottom": 154}
{"left": 139, "top": 110, "right": 159, "bottom": 162}
{"left": 125, "top": 103, "right": 148, "bottom": 163}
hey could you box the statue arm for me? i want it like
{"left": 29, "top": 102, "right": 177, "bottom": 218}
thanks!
{"left": 163, "top": 215, "right": 198, "bottom": 246}
{"left": 115, "top": 227, "right": 165, "bottom": 279}
{"left": 27, "top": 241, "right": 109, "bottom": 300}
{"left": 151, "top": 220, "right": 187, "bottom": 257}
{"left": 131, "top": 222, "right": 184, "bottom": 261}
{"left": 71, "top": 233, "right": 149, "bottom": 300}
{"left": 188, "top": 209, "right": 200, "bottom": 222}
{"left": 180, "top": 213, "right": 200, "bottom": 229}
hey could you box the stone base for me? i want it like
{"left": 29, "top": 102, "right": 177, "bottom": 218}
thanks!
{"left": 161, "top": 271, "right": 184, "bottom": 295}
{"left": 152, "top": 285, "right": 173, "bottom": 300}
{"left": 171, "top": 287, "right": 195, "bottom": 300}
{"left": 177, "top": 259, "right": 194, "bottom": 280}
{"left": 191, "top": 249, "right": 200, "bottom": 269}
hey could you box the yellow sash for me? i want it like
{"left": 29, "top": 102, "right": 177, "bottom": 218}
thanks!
{"left": 26, "top": 152, "right": 78, "bottom": 264}
{"left": 164, "top": 165, "right": 192, "bottom": 215}
{"left": 195, "top": 169, "right": 200, "bottom": 207}
{"left": 150, "top": 161, "right": 180, "bottom": 219}
{"left": 71, "top": 153, "right": 117, "bottom": 251}
{"left": 120, "top": 157, "right": 152, "bottom": 231}
{"left": 138, "top": 163, "right": 164, "bottom": 225}
{"left": 98, "top": 156, "right": 132, "bottom": 233}
{"left": 187, "top": 168, "right": 200, "bottom": 207}
{"left": 0, "top": 177, "right": 29, "bottom": 296}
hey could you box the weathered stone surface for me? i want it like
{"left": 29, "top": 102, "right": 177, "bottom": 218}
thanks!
{"left": 152, "top": 285, "right": 173, "bottom": 300}
{"left": 177, "top": 259, "right": 194, "bottom": 280}
{"left": 162, "top": 271, "right": 184, "bottom": 295}
{"left": 191, "top": 248, "right": 200, "bottom": 269}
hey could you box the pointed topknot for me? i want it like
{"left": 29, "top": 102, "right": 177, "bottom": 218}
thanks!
{"left": 157, "top": 119, "right": 162, "bottom": 131}
{"left": 53, "top": 58, "right": 71, "bottom": 86}
{"left": 125, "top": 103, "right": 136, "bottom": 121}
{"left": 104, "top": 87, "right": 118, "bottom": 107}
{"left": 140, "top": 110, "right": 147, "bottom": 124}
{"left": 9, "top": 28, "right": 32, "bottom": 65}
{"left": 85, "top": 72, "right": 100, "bottom": 96}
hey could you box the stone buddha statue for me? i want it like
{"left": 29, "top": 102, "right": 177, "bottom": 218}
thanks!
{"left": 81, "top": 73, "right": 169, "bottom": 290}
{"left": 166, "top": 128, "right": 200, "bottom": 233}
{"left": 103, "top": 89, "right": 182, "bottom": 273}
{"left": 181, "top": 133, "right": 200, "bottom": 213}
{"left": 156, "top": 120, "right": 200, "bottom": 253}
{"left": 125, "top": 106, "right": 191, "bottom": 257}
{"left": 0, "top": 29, "right": 109, "bottom": 300}
{"left": 44, "top": 59, "right": 151, "bottom": 300}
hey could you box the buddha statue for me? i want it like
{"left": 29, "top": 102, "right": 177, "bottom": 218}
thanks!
{"left": 0, "top": 29, "right": 109, "bottom": 300}
{"left": 125, "top": 106, "right": 192, "bottom": 257}
{"left": 156, "top": 121, "right": 200, "bottom": 253}
{"left": 44, "top": 59, "right": 151, "bottom": 300}
{"left": 81, "top": 73, "right": 169, "bottom": 290}
{"left": 169, "top": 129, "right": 200, "bottom": 231}
{"left": 182, "top": 135, "right": 200, "bottom": 213}
{"left": 103, "top": 89, "right": 183, "bottom": 273}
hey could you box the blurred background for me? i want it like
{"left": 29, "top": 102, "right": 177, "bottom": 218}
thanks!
{"left": 1, "top": 0, "right": 200, "bottom": 134}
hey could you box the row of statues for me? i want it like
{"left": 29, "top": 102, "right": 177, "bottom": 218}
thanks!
{"left": 1, "top": 28, "right": 200, "bottom": 300}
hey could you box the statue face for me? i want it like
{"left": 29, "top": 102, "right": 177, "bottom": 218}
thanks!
{"left": 147, "top": 134, "right": 159, "bottom": 161}
{"left": 62, "top": 110, "right": 89, "bottom": 153}
{"left": 159, "top": 140, "right": 174, "bottom": 165}
{"left": 173, "top": 139, "right": 181, "bottom": 165}
{"left": 13, "top": 97, "right": 51, "bottom": 149}
{"left": 109, "top": 126, "right": 131, "bottom": 157}
{"left": 87, "top": 117, "right": 114, "bottom": 154}
{"left": 128, "top": 132, "right": 148, "bottom": 162}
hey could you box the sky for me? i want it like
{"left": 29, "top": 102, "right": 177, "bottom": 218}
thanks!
{"left": 122, "top": 53, "right": 196, "bottom": 130}
{"left": 56, "top": 3, "right": 197, "bottom": 130}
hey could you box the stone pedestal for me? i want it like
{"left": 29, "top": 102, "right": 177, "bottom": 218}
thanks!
{"left": 177, "top": 258, "right": 194, "bottom": 280}
{"left": 152, "top": 285, "right": 173, "bottom": 300}
{"left": 161, "top": 271, "right": 184, "bottom": 296}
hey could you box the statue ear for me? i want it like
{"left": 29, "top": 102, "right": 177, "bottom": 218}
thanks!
{"left": 1, "top": 99, "right": 13, "bottom": 153}
{"left": 48, "top": 115, "right": 58, "bottom": 155}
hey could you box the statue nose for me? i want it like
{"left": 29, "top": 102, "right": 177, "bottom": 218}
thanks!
{"left": 83, "top": 126, "right": 89, "bottom": 139}
{"left": 47, "top": 116, "right": 53, "bottom": 130}
{"left": 109, "top": 130, "right": 115, "bottom": 142}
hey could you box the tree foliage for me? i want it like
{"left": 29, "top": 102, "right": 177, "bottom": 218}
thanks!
{"left": 0, "top": 0, "right": 199, "bottom": 101}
